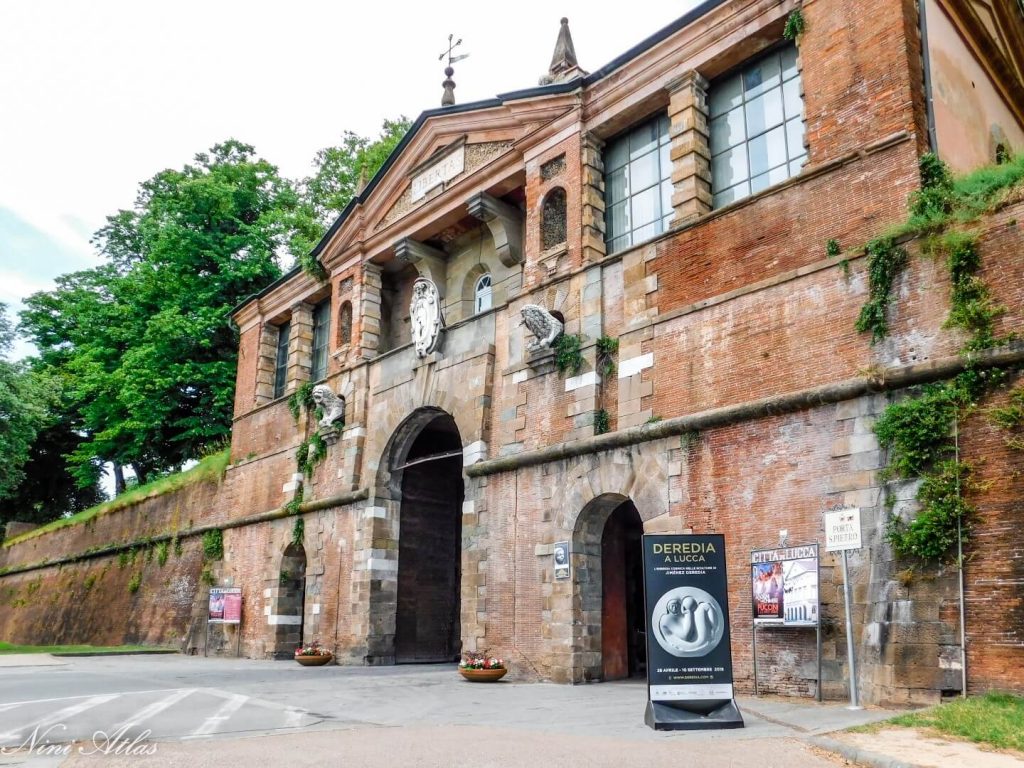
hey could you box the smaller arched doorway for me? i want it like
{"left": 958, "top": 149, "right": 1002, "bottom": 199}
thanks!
{"left": 273, "top": 542, "right": 307, "bottom": 657}
{"left": 573, "top": 494, "right": 646, "bottom": 682}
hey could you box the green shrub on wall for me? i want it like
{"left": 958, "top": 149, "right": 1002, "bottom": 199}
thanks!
{"left": 202, "top": 529, "right": 224, "bottom": 561}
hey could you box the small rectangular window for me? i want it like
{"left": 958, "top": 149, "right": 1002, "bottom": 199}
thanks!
{"left": 273, "top": 321, "right": 290, "bottom": 399}
{"left": 311, "top": 301, "right": 330, "bottom": 382}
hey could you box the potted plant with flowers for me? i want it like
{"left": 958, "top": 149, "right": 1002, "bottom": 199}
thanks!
{"left": 458, "top": 650, "right": 507, "bottom": 682}
{"left": 294, "top": 640, "right": 333, "bottom": 666}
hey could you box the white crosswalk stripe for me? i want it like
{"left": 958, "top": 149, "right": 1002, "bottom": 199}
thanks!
{"left": 182, "top": 694, "right": 249, "bottom": 739}
{"left": 114, "top": 688, "right": 196, "bottom": 731}
{"left": 0, "top": 688, "right": 317, "bottom": 745}
{"left": 0, "top": 694, "right": 119, "bottom": 742}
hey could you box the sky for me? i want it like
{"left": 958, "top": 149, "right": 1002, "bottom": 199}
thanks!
{"left": 0, "top": 1, "right": 699, "bottom": 359}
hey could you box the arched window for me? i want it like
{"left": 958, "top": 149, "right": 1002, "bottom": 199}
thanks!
{"left": 338, "top": 301, "right": 352, "bottom": 347}
{"left": 475, "top": 274, "right": 493, "bottom": 313}
{"left": 541, "top": 187, "right": 567, "bottom": 250}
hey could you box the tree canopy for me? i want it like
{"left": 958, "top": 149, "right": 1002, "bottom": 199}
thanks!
{"left": 9, "top": 120, "right": 411, "bottom": 523}
{"left": 0, "top": 304, "right": 59, "bottom": 511}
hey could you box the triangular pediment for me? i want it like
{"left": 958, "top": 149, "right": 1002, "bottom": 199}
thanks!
{"left": 318, "top": 96, "right": 574, "bottom": 262}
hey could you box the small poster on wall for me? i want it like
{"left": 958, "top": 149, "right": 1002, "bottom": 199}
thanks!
{"left": 209, "top": 588, "right": 242, "bottom": 625}
{"left": 553, "top": 541, "right": 570, "bottom": 580}
{"left": 750, "top": 545, "right": 819, "bottom": 627}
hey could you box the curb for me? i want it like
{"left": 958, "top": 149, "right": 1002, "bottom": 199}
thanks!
{"left": 52, "top": 649, "right": 179, "bottom": 657}
{"left": 810, "top": 736, "right": 925, "bottom": 768}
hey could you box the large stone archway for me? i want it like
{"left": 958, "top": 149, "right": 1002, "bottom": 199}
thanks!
{"left": 362, "top": 407, "right": 465, "bottom": 664}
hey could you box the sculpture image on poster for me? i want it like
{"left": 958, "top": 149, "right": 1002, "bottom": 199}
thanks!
{"left": 751, "top": 545, "right": 818, "bottom": 627}
{"left": 651, "top": 587, "right": 725, "bottom": 657}
{"left": 553, "top": 540, "right": 570, "bottom": 580}
{"left": 643, "top": 533, "right": 743, "bottom": 730}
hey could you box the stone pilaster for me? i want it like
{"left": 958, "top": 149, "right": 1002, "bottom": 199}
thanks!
{"left": 359, "top": 263, "right": 383, "bottom": 359}
{"left": 255, "top": 323, "right": 280, "bottom": 404}
{"left": 580, "top": 133, "right": 606, "bottom": 263}
{"left": 286, "top": 302, "right": 314, "bottom": 392}
{"left": 668, "top": 71, "right": 712, "bottom": 226}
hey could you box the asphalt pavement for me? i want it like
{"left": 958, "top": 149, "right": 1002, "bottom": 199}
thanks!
{"left": 0, "top": 654, "right": 899, "bottom": 767}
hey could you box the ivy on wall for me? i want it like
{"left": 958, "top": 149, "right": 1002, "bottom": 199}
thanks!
{"left": 202, "top": 529, "right": 224, "bottom": 561}
{"left": 854, "top": 152, "right": 1024, "bottom": 563}
{"left": 554, "top": 333, "right": 584, "bottom": 376}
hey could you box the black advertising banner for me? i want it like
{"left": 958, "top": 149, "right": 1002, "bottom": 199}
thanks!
{"left": 643, "top": 533, "right": 743, "bottom": 730}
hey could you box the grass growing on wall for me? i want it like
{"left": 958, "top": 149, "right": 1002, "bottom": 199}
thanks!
{"left": 2, "top": 449, "right": 230, "bottom": 548}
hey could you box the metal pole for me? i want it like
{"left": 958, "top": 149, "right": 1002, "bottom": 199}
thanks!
{"left": 954, "top": 413, "right": 968, "bottom": 698}
{"left": 753, "top": 624, "right": 759, "bottom": 697}
{"left": 816, "top": 547, "right": 823, "bottom": 702}
{"left": 841, "top": 549, "right": 861, "bottom": 709}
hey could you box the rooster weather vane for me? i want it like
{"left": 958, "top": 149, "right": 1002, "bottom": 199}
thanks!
{"left": 439, "top": 34, "right": 469, "bottom": 107}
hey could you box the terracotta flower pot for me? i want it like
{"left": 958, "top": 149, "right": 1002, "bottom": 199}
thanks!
{"left": 295, "top": 652, "right": 333, "bottom": 666}
{"left": 459, "top": 667, "right": 507, "bottom": 682}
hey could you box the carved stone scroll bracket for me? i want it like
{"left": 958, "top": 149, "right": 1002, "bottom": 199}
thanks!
{"left": 394, "top": 238, "right": 448, "bottom": 298}
{"left": 318, "top": 424, "right": 340, "bottom": 446}
{"left": 467, "top": 192, "right": 524, "bottom": 267}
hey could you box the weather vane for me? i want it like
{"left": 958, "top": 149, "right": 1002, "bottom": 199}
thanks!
{"left": 439, "top": 33, "right": 469, "bottom": 107}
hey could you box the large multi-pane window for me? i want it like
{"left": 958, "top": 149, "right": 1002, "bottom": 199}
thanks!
{"left": 273, "top": 320, "right": 290, "bottom": 399}
{"left": 604, "top": 113, "right": 672, "bottom": 254}
{"left": 310, "top": 301, "right": 330, "bottom": 382}
{"left": 709, "top": 45, "right": 806, "bottom": 208}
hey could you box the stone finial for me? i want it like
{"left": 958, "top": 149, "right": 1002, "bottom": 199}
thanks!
{"left": 438, "top": 35, "right": 467, "bottom": 107}
{"left": 355, "top": 163, "right": 368, "bottom": 195}
{"left": 541, "top": 17, "right": 586, "bottom": 84}
{"left": 441, "top": 66, "right": 456, "bottom": 107}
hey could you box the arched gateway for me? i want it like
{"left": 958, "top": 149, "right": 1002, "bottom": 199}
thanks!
{"left": 573, "top": 494, "right": 646, "bottom": 682}
{"left": 372, "top": 407, "right": 465, "bottom": 663}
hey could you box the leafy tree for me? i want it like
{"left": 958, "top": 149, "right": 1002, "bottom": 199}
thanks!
{"left": 0, "top": 304, "right": 58, "bottom": 506}
{"left": 20, "top": 141, "right": 317, "bottom": 484}
{"left": 302, "top": 117, "right": 411, "bottom": 227}
{"left": 0, "top": 416, "right": 105, "bottom": 528}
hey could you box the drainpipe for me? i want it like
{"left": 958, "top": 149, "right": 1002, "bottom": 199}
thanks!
{"left": 919, "top": 0, "right": 939, "bottom": 154}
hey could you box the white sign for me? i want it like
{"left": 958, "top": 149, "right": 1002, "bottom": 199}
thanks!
{"left": 825, "top": 507, "right": 862, "bottom": 552}
{"left": 411, "top": 145, "right": 465, "bottom": 201}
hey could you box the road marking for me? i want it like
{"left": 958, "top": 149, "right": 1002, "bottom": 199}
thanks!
{"left": 115, "top": 689, "right": 196, "bottom": 730}
{"left": 0, "top": 689, "right": 180, "bottom": 709}
{"left": 182, "top": 694, "right": 248, "bottom": 739}
{"left": 0, "top": 694, "right": 119, "bottom": 742}
{"left": 283, "top": 707, "right": 307, "bottom": 728}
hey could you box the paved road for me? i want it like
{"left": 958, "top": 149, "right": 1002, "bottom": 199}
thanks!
{"left": 0, "top": 655, "right": 897, "bottom": 766}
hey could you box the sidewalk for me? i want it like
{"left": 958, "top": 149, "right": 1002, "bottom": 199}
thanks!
{"left": 817, "top": 726, "right": 1024, "bottom": 768}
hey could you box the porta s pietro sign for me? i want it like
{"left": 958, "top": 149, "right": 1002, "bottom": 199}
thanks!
{"left": 825, "top": 507, "right": 862, "bottom": 552}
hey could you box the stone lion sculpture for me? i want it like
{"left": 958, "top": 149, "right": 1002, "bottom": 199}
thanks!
{"left": 311, "top": 384, "right": 345, "bottom": 429}
{"left": 520, "top": 304, "right": 563, "bottom": 351}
